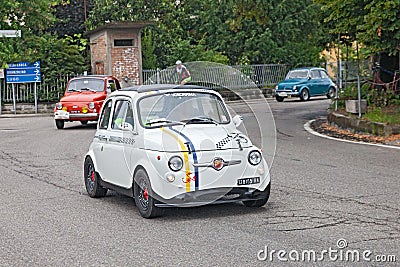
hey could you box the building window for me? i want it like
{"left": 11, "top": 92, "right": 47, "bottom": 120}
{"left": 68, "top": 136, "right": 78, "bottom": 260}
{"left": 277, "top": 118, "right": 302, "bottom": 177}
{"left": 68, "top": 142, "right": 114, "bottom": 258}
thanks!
{"left": 114, "top": 39, "right": 134, "bottom": 47}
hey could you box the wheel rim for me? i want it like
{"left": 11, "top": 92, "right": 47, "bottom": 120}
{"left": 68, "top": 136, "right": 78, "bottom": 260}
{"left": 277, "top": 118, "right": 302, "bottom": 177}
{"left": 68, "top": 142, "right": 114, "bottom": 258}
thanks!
{"left": 86, "top": 163, "right": 95, "bottom": 192}
{"left": 303, "top": 90, "right": 309, "bottom": 99}
{"left": 138, "top": 179, "right": 149, "bottom": 211}
{"left": 329, "top": 88, "right": 334, "bottom": 97}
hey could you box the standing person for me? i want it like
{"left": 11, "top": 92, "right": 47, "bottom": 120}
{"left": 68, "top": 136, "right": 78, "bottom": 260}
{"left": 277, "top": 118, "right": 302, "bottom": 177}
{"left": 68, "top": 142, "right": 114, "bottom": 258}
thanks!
{"left": 175, "top": 60, "right": 191, "bottom": 85}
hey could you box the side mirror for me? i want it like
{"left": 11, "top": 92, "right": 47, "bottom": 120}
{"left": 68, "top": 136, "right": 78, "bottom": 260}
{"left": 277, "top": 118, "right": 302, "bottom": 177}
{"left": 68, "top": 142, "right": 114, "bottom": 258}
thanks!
{"left": 232, "top": 115, "right": 243, "bottom": 127}
{"left": 118, "top": 122, "right": 134, "bottom": 131}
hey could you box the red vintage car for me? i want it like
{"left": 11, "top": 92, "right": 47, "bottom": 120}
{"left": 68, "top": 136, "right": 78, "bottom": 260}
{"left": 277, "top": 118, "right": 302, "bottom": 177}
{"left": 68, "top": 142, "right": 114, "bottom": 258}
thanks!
{"left": 54, "top": 75, "right": 121, "bottom": 129}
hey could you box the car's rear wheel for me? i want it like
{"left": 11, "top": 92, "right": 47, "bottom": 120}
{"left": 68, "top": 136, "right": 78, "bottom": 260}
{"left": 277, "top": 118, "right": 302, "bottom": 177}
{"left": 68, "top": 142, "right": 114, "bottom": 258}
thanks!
{"left": 275, "top": 96, "right": 284, "bottom": 102}
{"left": 84, "top": 156, "right": 107, "bottom": 198}
{"left": 80, "top": 120, "right": 88, "bottom": 125}
{"left": 55, "top": 119, "right": 64, "bottom": 129}
{"left": 242, "top": 183, "right": 270, "bottom": 207}
{"left": 300, "top": 89, "right": 310, "bottom": 101}
{"left": 327, "top": 87, "right": 336, "bottom": 99}
{"left": 134, "top": 169, "right": 163, "bottom": 218}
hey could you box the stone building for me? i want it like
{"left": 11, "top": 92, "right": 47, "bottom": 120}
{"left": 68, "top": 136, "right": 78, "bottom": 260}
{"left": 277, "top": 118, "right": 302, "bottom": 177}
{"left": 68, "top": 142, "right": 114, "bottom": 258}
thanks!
{"left": 87, "top": 22, "right": 152, "bottom": 87}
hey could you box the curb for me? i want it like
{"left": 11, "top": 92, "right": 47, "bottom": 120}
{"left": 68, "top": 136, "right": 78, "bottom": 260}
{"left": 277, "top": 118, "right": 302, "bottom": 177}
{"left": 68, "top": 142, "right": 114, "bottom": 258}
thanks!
{"left": 304, "top": 119, "right": 400, "bottom": 150}
{"left": 0, "top": 113, "right": 52, "bottom": 119}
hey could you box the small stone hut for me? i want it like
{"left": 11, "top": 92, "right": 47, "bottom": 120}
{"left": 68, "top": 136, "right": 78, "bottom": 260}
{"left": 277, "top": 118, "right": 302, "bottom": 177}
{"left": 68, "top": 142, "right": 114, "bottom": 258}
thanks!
{"left": 87, "top": 22, "right": 152, "bottom": 87}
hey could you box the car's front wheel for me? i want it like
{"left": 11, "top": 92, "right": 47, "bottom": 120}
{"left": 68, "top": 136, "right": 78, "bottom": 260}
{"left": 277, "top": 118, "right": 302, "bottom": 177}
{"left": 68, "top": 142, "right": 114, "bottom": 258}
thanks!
{"left": 80, "top": 120, "right": 88, "bottom": 125}
{"left": 84, "top": 156, "right": 107, "bottom": 198}
{"left": 327, "top": 87, "right": 336, "bottom": 99}
{"left": 55, "top": 119, "right": 64, "bottom": 129}
{"left": 242, "top": 183, "right": 270, "bottom": 207}
{"left": 134, "top": 169, "right": 163, "bottom": 218}
{"left": 300, "top": 89, "right": 310, "bottom": 101}
{"left": 275, "top": 96, "right": 284, "bottom": 102}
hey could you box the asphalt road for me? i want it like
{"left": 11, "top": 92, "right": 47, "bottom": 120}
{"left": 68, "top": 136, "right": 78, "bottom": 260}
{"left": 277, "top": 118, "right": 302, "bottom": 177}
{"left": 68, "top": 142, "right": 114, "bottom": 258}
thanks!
{"left": 0, "top": 97, "right": 398, "bottom": 266}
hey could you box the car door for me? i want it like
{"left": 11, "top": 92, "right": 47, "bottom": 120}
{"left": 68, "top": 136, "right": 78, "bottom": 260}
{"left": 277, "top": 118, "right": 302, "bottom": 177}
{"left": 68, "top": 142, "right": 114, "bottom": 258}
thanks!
{"left": 99, "top": 97, "right": 136, "bottom": 188}
{"left": 93, "top": 98, "right": 114, "bottom": 181}
{"left": 309, "top": 69, "right": 323, "bottom": 95}
{"left": 319, "top": 70, "right": 332, "bottom": 94}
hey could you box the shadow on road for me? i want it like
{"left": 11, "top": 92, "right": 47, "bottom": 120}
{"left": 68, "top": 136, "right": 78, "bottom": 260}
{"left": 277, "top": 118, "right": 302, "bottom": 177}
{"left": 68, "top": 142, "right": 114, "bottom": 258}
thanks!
{"left": 60, "top": 123, "right": 97, "bottom": 130}
{"left": 101, "top": 192, "right": 271, "bottom": 220}
{"left": 277, "top": 97, "right": 330, "bottom": 103}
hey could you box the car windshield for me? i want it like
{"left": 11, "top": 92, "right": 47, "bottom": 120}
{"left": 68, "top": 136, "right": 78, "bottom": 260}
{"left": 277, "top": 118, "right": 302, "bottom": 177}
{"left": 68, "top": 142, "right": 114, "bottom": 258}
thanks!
{"left": 286, "top": 70, "right": 309, "bottom": 79}
{"left": 138, "top": 91, "right": 230, "bottom": 127}
{"left": 67, "top": 78, "right": 104, "bottom": 92}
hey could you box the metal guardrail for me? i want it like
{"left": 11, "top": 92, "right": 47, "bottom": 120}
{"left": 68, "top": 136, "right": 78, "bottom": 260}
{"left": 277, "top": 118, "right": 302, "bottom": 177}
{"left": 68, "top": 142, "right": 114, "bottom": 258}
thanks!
{"left": 1, "top": 61, "right": 371, "bottom": 104}
{"left": 0, "top": 74, "right": 76, "bottom": 103}
{"left": 142, "top": 64, "right": 290, "bottom": 89}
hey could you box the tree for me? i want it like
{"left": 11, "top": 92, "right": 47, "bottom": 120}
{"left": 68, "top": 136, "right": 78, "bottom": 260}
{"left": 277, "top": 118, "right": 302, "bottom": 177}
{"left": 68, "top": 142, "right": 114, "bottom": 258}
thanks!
{"left": 0, "top": 0, "right": 87, "bottom": 75}
{"left": 315, "top": 0, "right": 400, "bottom": 56}
{"left": 194, "top": 0, "right": 324, "bottom": 65}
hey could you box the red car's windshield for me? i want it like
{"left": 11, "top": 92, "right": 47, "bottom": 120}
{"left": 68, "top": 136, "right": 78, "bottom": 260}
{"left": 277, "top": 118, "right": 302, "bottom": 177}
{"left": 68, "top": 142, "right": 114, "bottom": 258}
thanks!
{"left": 67, "top": 78, "right": 104, "bottom": 92}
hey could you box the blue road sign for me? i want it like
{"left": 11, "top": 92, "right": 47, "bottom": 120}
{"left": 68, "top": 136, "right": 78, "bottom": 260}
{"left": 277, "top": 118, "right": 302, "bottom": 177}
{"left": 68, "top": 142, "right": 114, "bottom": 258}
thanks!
{"left": 5, "top": 61, "right": 41, "bottom": 83}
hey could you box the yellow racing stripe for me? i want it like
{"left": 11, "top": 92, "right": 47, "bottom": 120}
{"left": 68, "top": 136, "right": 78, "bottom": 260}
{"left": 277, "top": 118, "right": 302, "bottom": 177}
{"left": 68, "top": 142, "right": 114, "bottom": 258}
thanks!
{"left": 160, "top": 127, "right": 191, "bottom": 192}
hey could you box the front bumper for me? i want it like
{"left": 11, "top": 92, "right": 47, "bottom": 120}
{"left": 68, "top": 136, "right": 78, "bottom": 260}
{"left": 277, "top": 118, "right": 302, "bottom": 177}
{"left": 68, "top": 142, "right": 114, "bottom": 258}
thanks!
{"left": 275, "top": 90, "right": 300, "bottom": 97}
{"left": 154, "top": 185, "right": 270, "bottom": 207}
{"left": 54, "top": 110, "right": 98, "bottom": 120}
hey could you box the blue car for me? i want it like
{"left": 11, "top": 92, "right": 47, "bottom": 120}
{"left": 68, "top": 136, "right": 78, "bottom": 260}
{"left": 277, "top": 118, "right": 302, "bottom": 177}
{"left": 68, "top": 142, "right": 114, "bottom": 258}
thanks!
{"left": 275, "top": 67, "right": 337, "bottom": 102}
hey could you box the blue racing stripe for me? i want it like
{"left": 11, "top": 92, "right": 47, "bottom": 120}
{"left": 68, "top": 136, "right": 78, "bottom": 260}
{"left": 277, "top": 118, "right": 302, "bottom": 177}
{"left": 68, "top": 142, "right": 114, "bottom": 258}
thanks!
{"left": 169, "top": 127, "right": 199, "bottom": 190}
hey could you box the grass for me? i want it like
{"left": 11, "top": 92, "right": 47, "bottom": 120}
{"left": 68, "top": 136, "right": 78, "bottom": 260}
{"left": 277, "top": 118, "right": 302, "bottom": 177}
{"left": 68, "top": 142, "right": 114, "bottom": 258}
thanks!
{"left": 363, "top": 106, "right": 400, "bottom": 125}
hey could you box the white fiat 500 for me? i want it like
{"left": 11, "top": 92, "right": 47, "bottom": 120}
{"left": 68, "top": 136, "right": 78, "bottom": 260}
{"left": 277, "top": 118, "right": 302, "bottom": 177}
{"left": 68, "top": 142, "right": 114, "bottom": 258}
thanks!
{"left": 84, "top": 84, "right": 270, "bottom": 218}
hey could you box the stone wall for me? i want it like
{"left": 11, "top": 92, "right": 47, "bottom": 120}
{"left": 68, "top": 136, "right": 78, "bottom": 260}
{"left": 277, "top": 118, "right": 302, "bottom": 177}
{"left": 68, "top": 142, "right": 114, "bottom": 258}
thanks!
{"left": 328, "top": 112, "right": 400, "bottom": 136}
{"left": 1, "top": 103, "right": 55, "bottom": 114}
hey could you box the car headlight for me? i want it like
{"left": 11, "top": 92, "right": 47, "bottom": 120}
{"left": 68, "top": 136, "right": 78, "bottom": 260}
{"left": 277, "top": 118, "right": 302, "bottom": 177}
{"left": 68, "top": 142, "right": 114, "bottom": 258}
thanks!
{"left": 89, "top": 102, "right": 95, "bottom": 109}
{"left": 56, "top": 103, "right": 62, "bottom": 110}
{"left": 168, "top": 156, "right": 183, "bottom": 171}
{"left": 275, "top": 85, "right": 278, "bottom": 90}
{"left": 292, "top": 85, "right": 297, "bottom": 90}
{"left": 248, "top": 150, "right": 262, "bottom": 165}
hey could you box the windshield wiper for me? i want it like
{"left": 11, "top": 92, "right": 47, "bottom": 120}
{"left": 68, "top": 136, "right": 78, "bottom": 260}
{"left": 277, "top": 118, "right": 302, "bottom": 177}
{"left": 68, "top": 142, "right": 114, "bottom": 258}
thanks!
{"left": 184, "top": 116, "right": 219, "bottom": 125}
{"left": 80, "top": 87, "right": 97, "bottom": 92}
{"left": 68, "top": 88, "right": 81, "bottom": 92}
{"left": 145, "top": 118, "right": 185, "bottom": 126}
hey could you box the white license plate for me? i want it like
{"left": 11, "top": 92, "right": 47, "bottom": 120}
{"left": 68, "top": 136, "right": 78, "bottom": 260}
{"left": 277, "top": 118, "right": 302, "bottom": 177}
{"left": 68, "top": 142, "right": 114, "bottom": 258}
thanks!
{"left": 237, "top": 177, "right": 260, "bottom": 186}
{"left": 278, "top": 92, "right": 287, "bottom": 97}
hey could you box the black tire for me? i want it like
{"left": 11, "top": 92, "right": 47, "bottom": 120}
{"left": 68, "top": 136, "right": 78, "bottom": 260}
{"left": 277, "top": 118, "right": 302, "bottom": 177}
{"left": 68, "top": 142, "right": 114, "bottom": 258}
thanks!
{"left": 55, "top": 120, "right": 64, "bottom": 129}
{"left": 80, "top": 120, "right": 88, "bottom": 125}
{"left": 134, "top": 169, "right": 163, "bottom": 218}
{"left": 300, "top": 89, "right": 310, "bottom": 101}
{"left": 327, "top": 87, "right": 336, "bottom": 99}
{"left": 275, "top": 96, "right": 284, "bottom": 102}
{"left": 242, "top": 183, "right": 270, "bottom": 207}
{"left": 84, "top": 156, "right": 108, "bottom": 198}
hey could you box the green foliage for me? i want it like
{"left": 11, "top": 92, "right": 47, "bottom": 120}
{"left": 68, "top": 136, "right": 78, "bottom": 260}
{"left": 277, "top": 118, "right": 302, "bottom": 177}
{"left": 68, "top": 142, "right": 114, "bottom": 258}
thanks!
{"left": 0, "top": 0, "right": 86, "bottom": 77}
{"left": 142, "top": 29, "right": 157, "bottom": 70}
{"left": 360, "top": 1, "right": 400, "bottom": 55}
{"left": 85, "top": 0, "right": 324, "bottom": 67}
{"left": 315, "top": 0, "right": 400, "bottom": 56}
{"left": 363, "top": 106, "right": 400, "bottom": 125}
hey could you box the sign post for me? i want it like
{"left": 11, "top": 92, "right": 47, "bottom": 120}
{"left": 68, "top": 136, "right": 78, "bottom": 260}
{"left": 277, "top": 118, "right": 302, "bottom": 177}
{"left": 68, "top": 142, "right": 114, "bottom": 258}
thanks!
{"left": 5, "top": 61, "right": 41, "bottom": 114}
{"left": 0, "top": 69, "right": 3, "bottom": 115}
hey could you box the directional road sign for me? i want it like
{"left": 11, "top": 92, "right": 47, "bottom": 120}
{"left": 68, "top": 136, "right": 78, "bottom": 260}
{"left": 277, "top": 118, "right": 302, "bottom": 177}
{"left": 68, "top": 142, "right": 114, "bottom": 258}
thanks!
{"left": 5, "top": 61, "right": 41, "bottom": 83}
{"left": 0, "top": 30, "right": 21, "bottom": 38}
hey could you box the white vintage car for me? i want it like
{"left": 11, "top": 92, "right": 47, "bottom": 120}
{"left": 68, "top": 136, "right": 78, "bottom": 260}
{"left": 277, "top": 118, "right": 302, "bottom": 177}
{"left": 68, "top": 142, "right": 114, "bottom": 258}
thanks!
{"left": 84, "top": 84, "right": 271, "bottom": 218}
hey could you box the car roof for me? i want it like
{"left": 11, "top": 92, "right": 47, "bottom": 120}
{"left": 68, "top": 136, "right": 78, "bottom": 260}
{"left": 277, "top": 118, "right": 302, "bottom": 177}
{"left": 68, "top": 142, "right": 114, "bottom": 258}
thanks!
{"left": 290, "top": 67, "right": 326, "bottom": 71}
{"left": 71, "top": 75, "right": 116, "bottom": 80}
{"left": 120, "top": 84, "right": 211, "bottom": 93}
